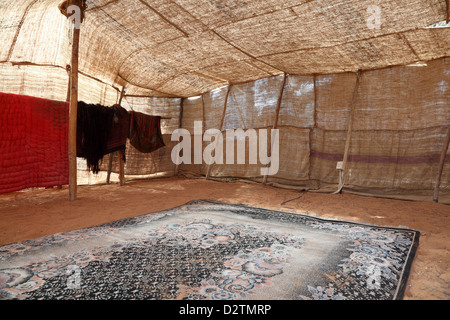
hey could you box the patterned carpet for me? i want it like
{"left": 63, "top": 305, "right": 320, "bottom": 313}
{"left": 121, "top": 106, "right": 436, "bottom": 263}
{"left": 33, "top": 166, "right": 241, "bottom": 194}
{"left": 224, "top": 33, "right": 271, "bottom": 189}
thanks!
{"left": 0, "top": 200, "right": 419, "bottom": 300}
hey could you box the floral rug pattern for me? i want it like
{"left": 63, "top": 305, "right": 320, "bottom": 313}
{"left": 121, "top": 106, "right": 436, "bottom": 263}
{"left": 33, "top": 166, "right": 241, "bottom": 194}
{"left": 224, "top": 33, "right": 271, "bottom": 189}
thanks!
{"left": 0, "top": 200, "right": 419, "bottom": 300}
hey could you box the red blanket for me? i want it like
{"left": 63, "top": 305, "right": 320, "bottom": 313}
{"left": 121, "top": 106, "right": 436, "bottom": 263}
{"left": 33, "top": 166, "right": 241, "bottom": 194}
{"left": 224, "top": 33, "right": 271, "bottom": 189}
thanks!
{"left": 0, "top": 92, "right": 69, "bottom": 194}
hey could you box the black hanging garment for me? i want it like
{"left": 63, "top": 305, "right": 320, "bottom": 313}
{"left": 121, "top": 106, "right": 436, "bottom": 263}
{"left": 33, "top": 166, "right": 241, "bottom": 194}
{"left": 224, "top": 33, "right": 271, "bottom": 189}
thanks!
{"left": 77, "top": 102, "right": 130, "bottom": 173}
{"left": 128, "top": 111, "right": 165, "bottom": 153}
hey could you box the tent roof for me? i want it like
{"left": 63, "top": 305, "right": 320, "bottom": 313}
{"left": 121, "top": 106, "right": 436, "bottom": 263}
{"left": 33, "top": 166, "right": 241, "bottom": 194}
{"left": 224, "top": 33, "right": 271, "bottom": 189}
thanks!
{"left": 1, "top": 0, "right": 449, "bottom": 98}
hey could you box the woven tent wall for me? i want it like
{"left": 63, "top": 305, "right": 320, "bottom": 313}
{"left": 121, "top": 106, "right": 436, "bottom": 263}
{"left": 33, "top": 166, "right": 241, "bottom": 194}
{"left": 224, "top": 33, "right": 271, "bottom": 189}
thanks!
{"left": 0, "top": 0, "right": 449, "bottom": 202}
{"left": 177, "top": 58, "right": 450, "bottom": 203}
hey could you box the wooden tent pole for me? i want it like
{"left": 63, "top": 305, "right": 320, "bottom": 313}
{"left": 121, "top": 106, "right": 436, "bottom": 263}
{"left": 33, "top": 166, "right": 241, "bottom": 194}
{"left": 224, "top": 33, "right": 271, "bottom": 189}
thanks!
{"left": 118, "top": 86, "right": 126, "bottom": 186}
{"left": 106, "top": 153, "right": 114, "bottom": 184}
{"left": 262, "top": 73, "right": 287, "bottom": 185}
{"left": 66, "top": 0, "right": 84, "bottom": 201}
{"left": 206, "top": 84, "right": 231, "bottom": 179}
{"left": 433, "top": 126, "right": 450, "bottom": 202}
{"left": 117, "top": 86, "right": 125, "bottom": 105}
{"left": 335, "top": 70, "right": 362, "bottom": 194}
{"left": 106, "top": 86, "right": 126, "bottom": 184}
{"left": 118, "top": 150, "right": 125, "bottom": 186}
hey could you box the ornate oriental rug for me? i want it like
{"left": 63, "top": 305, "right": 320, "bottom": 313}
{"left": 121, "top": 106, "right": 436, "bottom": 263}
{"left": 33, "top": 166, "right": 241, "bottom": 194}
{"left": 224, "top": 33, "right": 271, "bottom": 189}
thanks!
{"left": 0, "top": 200, "right": 419, "bottom": 300}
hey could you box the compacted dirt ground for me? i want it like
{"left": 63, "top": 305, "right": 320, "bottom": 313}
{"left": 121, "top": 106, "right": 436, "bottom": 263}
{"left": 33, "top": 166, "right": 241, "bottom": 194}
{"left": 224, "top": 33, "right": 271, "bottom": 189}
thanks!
{"left": 0, "top": 176, "right": 448, "bottom": 300}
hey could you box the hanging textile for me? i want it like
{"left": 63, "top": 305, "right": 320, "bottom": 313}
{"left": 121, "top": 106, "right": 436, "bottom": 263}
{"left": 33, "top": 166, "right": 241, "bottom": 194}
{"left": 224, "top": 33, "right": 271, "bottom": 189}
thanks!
{"left": 76, "top": 102, "right": 129, "bottom": 173}
{"left": 128, "top": 111, "right": 165, "bottom": 153}
{"left": 0, "top": 92, "right": 69, "bottom": 194}
{"left": 108, "top": 104, "right": 131, "bottom": 155}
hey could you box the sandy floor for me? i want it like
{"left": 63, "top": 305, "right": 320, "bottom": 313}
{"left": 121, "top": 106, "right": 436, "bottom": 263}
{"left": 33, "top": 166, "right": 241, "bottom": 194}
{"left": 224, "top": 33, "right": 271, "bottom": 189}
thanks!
{"left": 0, "top": 176, "right": 448, "bottom": 300}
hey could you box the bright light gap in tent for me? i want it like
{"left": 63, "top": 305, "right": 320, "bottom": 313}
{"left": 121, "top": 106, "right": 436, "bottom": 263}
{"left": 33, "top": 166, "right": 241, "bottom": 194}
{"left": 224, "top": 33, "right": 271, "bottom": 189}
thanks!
{"left": 426, "top": 20, "right": 450, "bottom": 28}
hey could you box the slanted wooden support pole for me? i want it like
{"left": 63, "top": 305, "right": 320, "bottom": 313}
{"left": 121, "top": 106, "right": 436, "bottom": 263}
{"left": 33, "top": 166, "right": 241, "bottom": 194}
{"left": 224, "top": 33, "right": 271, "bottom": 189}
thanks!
{"left": 106, "top": 153, "right": 114, "bottom": 184}
{"left": 335, "top": 70, "right": 362, "bottom": 194}
{"left": 117, "top": 86, "right": 125, "bottom": 105}
{"left": 106, "top": 86, "right": 125, "bottom": 184}
{"left": 118, "top": 87, "right": 126, "bottom": 186}
{"left": 112, "top": 86, "right": 125, "bottom": 186}
{"left": 206, "top": 84, "right": 231, "bottom": 179}
{"left": 118, "top": 150, "right": 125, "bottom": 186}
{"left": 62, "top": 0, "right": 85, "bottom": 201}
{"left": 433, "top": 126, "right": 450, "bottom": 202}
{"left": 262, "top": 73, "right": 287, "bottom": 185}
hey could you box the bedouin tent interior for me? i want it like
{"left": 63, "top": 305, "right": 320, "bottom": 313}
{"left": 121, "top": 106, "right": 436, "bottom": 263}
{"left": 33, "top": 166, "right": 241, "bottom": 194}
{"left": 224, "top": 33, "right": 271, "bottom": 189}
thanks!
{"left": 0, "top": 0, "right": 449, "bottom": 302}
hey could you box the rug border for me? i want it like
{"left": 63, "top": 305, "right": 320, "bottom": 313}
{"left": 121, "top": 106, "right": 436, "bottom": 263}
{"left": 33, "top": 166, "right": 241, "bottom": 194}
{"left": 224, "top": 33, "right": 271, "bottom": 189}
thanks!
{"left": 93, "top": 199, "right": 422, "bottom": 235}
{"left": 188, "top": 199, "right": 421, "bottom": 234}
{"left": 393, "top": 230, "right": 420, "bottom": 300}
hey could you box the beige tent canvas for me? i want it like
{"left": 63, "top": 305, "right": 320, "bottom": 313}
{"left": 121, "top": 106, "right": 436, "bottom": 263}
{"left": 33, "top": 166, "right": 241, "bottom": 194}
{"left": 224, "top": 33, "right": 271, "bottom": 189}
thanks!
{"left": 0, "top": 0, "right": 449, "bottom": 203}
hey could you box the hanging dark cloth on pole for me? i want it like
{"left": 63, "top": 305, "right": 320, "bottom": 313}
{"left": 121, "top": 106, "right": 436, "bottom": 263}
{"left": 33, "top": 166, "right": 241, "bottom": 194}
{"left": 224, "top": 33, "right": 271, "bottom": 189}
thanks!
{"left": 76, "top": 102, "right": 129, "bottom": 173}
{"left": 108, "top": 104, "right": 130, "bottom": 155}
{"left": 129, "top": 111, "right": 165, "bottom": 153}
